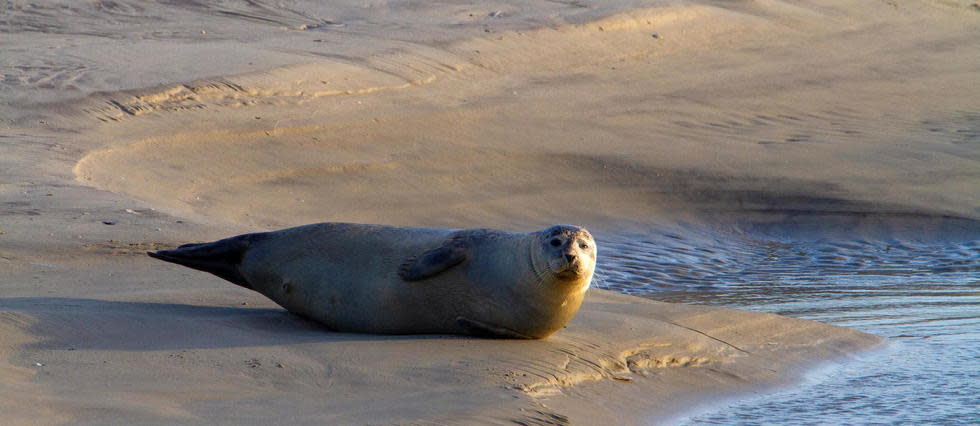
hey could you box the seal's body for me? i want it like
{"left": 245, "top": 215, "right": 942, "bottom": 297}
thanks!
{"left": 148, "top": 223, "right": 596, "bottom": 339}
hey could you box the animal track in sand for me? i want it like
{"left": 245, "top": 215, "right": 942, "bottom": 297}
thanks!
{"left": 665, "top": 108, "right": 879, "bottom": 148}
{"left": 84, "top": 58, "right": 452, "bottom": 123}
{"left": 78, "top": 5, "right": 729, "bottom": 124}
{"left": 922, "top": 111, "right": 980, "bottom": 146}
{"left": 82, "top": 241, "right": 177, "bottom": 256}
{"left": 507, "top": 344, "right": 714, "bottom": 398}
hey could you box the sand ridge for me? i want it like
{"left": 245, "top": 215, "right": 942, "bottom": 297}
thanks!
{"left": 67, "top": 1, "right": 980, "bottom": 231}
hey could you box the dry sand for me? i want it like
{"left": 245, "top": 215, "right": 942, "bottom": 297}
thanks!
{"left": 3, "top": 0, "right": 978, "bottom": 424}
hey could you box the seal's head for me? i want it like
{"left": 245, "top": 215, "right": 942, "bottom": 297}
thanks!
{"left": 534, "top": 225, "right": 597, "bottom": 288}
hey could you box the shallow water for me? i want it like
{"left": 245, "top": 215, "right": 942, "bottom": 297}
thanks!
{"left": 594, "top": 224, "right": 980, "bottom": 425}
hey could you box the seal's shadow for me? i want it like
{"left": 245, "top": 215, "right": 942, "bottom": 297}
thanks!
{"left": 0, "top": 297, "right": 451, "bottom": 351}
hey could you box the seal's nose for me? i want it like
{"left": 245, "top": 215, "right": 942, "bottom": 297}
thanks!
{"left": 564, "top": 253, "right": 577, "bottom": 262}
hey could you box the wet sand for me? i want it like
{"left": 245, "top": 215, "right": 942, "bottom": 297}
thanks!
{"left": 3, "top": 0, "right": 977, "bottom": 424}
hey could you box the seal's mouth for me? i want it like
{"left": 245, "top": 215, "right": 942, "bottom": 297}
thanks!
{"left": 553, "top": 262, "right": 583, "bottom": 281}
{"left": 555, "top": 269, "right": 581, "bottom": 280}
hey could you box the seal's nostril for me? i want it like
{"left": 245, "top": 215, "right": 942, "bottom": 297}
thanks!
{"left": 565, "top": 253, "right": 576, "bottom": 262}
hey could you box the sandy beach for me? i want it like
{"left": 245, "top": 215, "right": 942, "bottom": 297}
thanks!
{"left": 2, "top": 0, "right": 977, "bottom": 424}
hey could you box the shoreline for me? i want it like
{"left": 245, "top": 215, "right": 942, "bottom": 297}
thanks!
{"left": 661, "top": 342, "right": 893, "bottom": 424}
{"left": 1, "top": 0, "right": 976, "bottom": 423}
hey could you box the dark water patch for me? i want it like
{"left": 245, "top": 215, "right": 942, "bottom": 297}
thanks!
{"left": 592, "top": 215, "right": 979, "bottom": 424}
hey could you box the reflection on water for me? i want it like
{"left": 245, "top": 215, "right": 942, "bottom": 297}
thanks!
{"left": 594, "top": 225, "right": 980, "bottom": 424}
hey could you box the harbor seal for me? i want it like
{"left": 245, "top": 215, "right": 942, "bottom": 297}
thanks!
{"left": 148, "top": 223, "right": 596, "bottom": 339}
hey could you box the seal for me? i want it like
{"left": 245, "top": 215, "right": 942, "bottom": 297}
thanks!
{"left": 148, "top": 223, "right": 596, "bottom": 339}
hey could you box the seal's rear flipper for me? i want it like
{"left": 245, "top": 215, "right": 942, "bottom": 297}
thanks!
{"left": 148, "top": 233, "right": 268, "bottom": 290}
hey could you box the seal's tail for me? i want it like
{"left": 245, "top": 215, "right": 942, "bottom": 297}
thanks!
{"left": 148, "top": 233, "right": 267, "bottom": 290}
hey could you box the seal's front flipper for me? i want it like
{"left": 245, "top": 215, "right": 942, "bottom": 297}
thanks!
{"left": 456, "top": 317, "right": 535, "bottom": 339}
{"left": 398, "top": 239, "right": 468, "bottom": 282}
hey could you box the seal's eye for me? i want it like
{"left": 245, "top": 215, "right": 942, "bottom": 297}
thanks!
{"left": 550, "top": 238, "right": 561, "bottom": 247}
{"left": 579, "top": 243, "right": 589, "bottom": 249}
